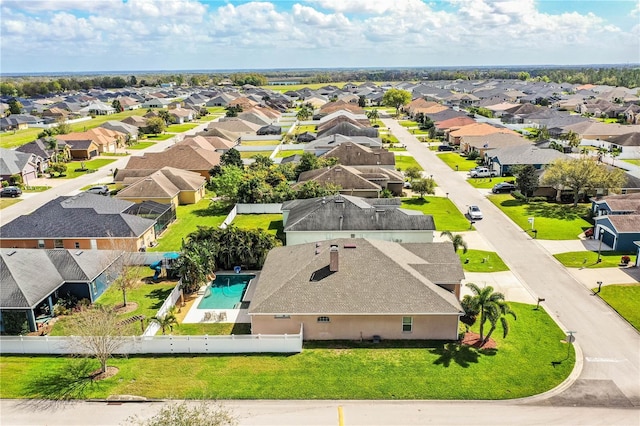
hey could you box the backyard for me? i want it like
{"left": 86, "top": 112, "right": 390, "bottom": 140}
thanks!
{"left": 231, "top": 214, "right": 284, "bottom": 241}
{"left": 401, "top": 197, "right": 472, "bottom": 231}
{"left": 0, "top": 302, "right": 574, "bottom": 400}
{"left": 488, "top": 194, "right": 592, "bottom": 240}
{"left": 149, "top": 199, "right": 230, "bottom": 252}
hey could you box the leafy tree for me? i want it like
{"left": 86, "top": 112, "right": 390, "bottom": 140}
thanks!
{"left": 112, "top": 99, "right": 124, "bottom": 113}
{"left": 542, "top": 157, "right": 626, "bottom": 206}
{"left": 158, "top": 109, "right": 173, "bottom": 125}
{"left": 563, "top": 130, "right": 581, "bottom": 149}
{"left": 146, "top": 117, "right": 165, "bottom": 135}
{"left": 382, "top": 88, "right": 412, "bottom": 117}
{"left": 209, "top": 165, "right": 244, "bottom": 203}
{"left": 295, "top": 152, "right": 320, "bottom": 178}
{"left": 440, "top": 231, "right": 468, "bottom": 253}
{"left": 236, "top": 175, "right": 273, "bottom": 203}
{"left": 411, "top": 178, "right": 436, "bottom": 198}
{"left": 129, "top": 75, "right": 137, "bottom": 86}
{"left": 610, "top": 147, "right": 622, "bottom": 166}
{"left": 464, "top": 283, "right": 516, "bottom": 346}
{"left": 358, "top": 95, "right": 366, "bottom": 107}
{"left": 221, "top": 148, "right": 243, "bottom": 168}
{"left": 149, "top": 307, "right": 178, "bottom": 335}
{"left": 8, "top": 99, "right": 23, "bottom": 115}
{"left": 66, "top": 305, "right": 127, "bottom": 374}
{"left": 405, "top": 166, "right": 422, "bottom": 181}
{"left": 295, "top": 181, "right": 341, "bottom": 199}
{"left": 112, "top": 265, "right": 143, "bottom": 308}
{"left": 510, "top": 164, "right": 538, "bottom": 198}
{"left": 56, "top": 122, "right": 72, "bottom": 135}
{"left": 250, "top": 154, "right": 274, "bottom": 170}
{"left": 296, "top": 105, "right": 313, "bottom": 121}
{"left": 127, "top": 401, "right": 237, "bottom": 426}
{"left": 225, "top": 105, "right": 243, "bottom": 117}
{"left": 536, "top": 125, "right": 550, "bottom": 141}
{"left": 48, "top": 162, "right": 67, "bottom": 177}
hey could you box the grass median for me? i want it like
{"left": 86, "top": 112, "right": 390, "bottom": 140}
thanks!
{"left": 0, "top": 303, "right": 574, "bottom": 400}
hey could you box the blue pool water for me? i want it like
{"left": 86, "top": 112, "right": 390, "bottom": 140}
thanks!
{"left": 197, "top": 274, "right": 255, "bottom": 310}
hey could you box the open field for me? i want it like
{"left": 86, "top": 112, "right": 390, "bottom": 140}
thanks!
{"left": 0, "top": 303, "right": 573, "bottom": 400}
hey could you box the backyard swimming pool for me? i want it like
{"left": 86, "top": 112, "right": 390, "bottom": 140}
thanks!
{"left": 197, "top": 274, "right": 255, "bottom": 310}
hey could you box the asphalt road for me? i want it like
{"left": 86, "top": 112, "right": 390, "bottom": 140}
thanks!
{"left": 383, "top": 118, "right": 640, "bottom": 407}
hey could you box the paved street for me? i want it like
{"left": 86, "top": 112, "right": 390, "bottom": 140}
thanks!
{"left": 383, "top": 118, "right": 640, "bottom": 407}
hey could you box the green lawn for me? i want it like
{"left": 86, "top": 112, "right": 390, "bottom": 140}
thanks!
{"left": 401, "top": 197, "right": 471, "bottom": 231}
{"left": 0, "top": 128, "right": 41, "bottom": 149}
{"left": 149, "top": 200, "right": 230, "bottom": 252}
{"left": 276, "top": 150, "right": 303, "bottom": 158}
{"left": 128, "top": 141, "right": 155, "bottom": 150}
{"left": 207, "top": 107, "right": 226, "bottom": 115}
{"left": 51, "top": 159, "right": 116, "bottom": 179}
{"left": 240, "top": 151, "right": 274, "bottom": 159}
{"left": 172, "top": 323, "right": 251, "bottom": 336}
{"left": 0, "top": 303, "right": 573, "bottom": 400}
{"left": 488, "top": 194, "right": 592, "bottom": 240}
{"left": 240, "top": 140, "right": 281, "bottom": 147}
{"left": 231, "top": 214, "right": 283, "bottom": 239}
{"left": 437, "top": 153, "right": 479, "bottom": 171}
{"left": 395, "top": 155, "right": 423, "bottom": 171}
{"left": 399, "top": 120, "right": 420, "bottom": 128}
{"left": 623, "top": 159, "right": 640, "bottom": 166}
{"left": 596, "top": 285, "right": 640, "bottom": 331}
{"left": 198, "top": 114, "right": 221, "bottom": 122}
{"left": 166, "top": 123, "right": 198, "bottom": 133}
{"left": 459, "top": 249, "right": 509, "bottom": 272}
{"left": 50, "top": 273, "right": 176, "bottom": 336}
{"left": 467, "top": 177, "right": 514, "bottom": 189}
{"left": 553, "top": 251, "right": 636, "bottom": 268}
{"left": 0, "top": 198, "right": 22, "bottom": 209}
{"left": 143, "top": 133, "right": 174, "bottom": 141}
{"left": 23, "top": 186, "right": 51, "bottom": 192}
{"left": 295, "top": 125, "right": 317, "bottom": 133}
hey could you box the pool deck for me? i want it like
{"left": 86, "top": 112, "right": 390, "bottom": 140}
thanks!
{"left": 182, "top": 290, "right": 251, "bottom": 324}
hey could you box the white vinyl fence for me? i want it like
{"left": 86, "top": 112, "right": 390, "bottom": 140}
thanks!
{"left": 220, "top": 203, "right": 283, "bottom": 228}
{"left": 142, "top": 282, "right": 183, "bottom": 336}
{"left": 0, "top": 329, "right": 303, "bottom": 355}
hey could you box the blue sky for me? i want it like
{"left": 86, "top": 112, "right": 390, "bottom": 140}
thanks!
{"left": 1, "top": 0, "right": 638, "bottom": 74}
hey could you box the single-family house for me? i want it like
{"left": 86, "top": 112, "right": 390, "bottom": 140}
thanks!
{"left": 57, "top": 128, "right": 125, "bottom": 154}
{"left": 448, "top": 123, "right": 514, "bottom": 146}
{"left": 0, "top": 148, "right": 40, "bottom": 185}
{"left": 100, "top": 121, "right": 139, "bottom": 141}
{"left": 282, "top": 195, "right": 435, "bottom": 246}
{"left": 79, "top": 101, "right": 116, "bottom": 116}
{"left": 61, "top": 139, "right": 100, "bottom": 160}
{"left": 0, "top": 248, "right": 124, "bottom": 333}
{"left": 114, "top": 167, "right": 206, "bottom": 206}
{"left": 15, "top": 138, "right": 71, "bottom": 171}
{"left": 178, "top": 135, "right": 237, "bottom": 153}
{"left": 320, "top": 141, "right": 395, "bottom": 169}
{"left": 485, "top": 144, "right": 569, "bottom": 176}
{"left": 248, "top": 238, "right": 464, "bottom": 340}
{"left": 295, "top": 164, "right": 404, "bottom": 197}
{"left": 169, "top": 106, "right": 196, "bottom": 124}
{"left": 461, "top": 133, "right": 530, "bottom": 155}
{"left": 256, "top": 125, "right": 282, "bottom": 136}
{"left": 594, "top": 214, "right": 640, "bottom": 252}
{"left": 304, "top": 135, "right": 383, "bottom": 156}
{"left": 0, "top": 193, "right": 158, "bottom": 252}
{"left": 124, "top": 145, "right": 221, "bottom": 178}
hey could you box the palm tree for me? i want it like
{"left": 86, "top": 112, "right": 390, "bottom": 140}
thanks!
{"left": 296, "top": 105, "right": 312, "bottom": 121}
{"left": 441, "top": 231, "right": 468, "bottom": 253}
{"left": 366, "top": 108, "right": 379, "bottom": 124}
{"left": 150, "top": 307, "right": 178, "bottom": 335}
{"left": 464, "top": 283, "right": 515, "bottom": 346}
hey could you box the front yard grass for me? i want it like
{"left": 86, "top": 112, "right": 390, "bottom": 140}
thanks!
{"left": 0, "top": 302, "right": 573, "bottom": 400}
{"left": 166, "top": 123, "right": 198, "bottom": 133}
{"left": 467, "top": 177, "right": 514, "bottom": 189}
{"left": 149, "top": 200, "right": 230, "bottom": 252}
{"left": 595, "top": 285, "right": 640, "bottom": 331}
{"left": 143, "top": 133, "right": 174, "bottom": 141}
{"left": 399, "top": 120, "right": 420, "bottom": 128}
{"left": 127, "top": 141, "right": 155, "bottom": 150}
{"left": 459, "top": 249, "right": 509, "bottom": 272}
{"left": 231, "top": 214, "right": 284, "bottom": 240}
{"left": 553, "top": 251, "right": 636, "bottom": 268}
{"left": 401, "top": 197, "right": 471, "bottom": 231}
{"left": 488, "top": 194, "right": 592, "bottom": 240}
{"left": 394, "top": 154, "right": 423, "bottom": 171}
{"left": 51, "top": 159, "right": 116, "bottom": 179}
{"left": 0, "top": 198, "right": 22, "bottom": 209}
{"left": 437, "top": 153, "right": 479, "bottom": 171}
{"left": 623, "top": 159, "right": 640, "bottom": 166}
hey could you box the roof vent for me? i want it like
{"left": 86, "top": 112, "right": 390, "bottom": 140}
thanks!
{"left": 7, "top": 250, "right": 17, "bottom": 256}
{"left": 343, "top": 243, "right": 357, "bottom": 249}
{"left": 75, "top": 250, "right": 83, "bottom": 256}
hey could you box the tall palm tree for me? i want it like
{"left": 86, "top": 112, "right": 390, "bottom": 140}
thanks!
{"left": 441, "top": 231, "right": 468, "bottom": 253}
{"left": 465, "top": 283, "right": 515, "bottom": 345}
{"left": 366, "top": 108, "right": 379, "bottom": 124}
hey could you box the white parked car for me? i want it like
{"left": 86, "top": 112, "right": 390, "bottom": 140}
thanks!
{"left": 469, "top": 167, "right": 497, "bottom": 178}
{"left": 468, "top": 205, "right": 483, "bottom": 220}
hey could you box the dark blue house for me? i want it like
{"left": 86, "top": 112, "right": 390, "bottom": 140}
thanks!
{"left": 592, "top": 193, "right": 640, "bottom": 252}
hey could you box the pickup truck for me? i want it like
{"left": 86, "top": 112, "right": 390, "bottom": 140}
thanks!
{"left": 469, "top": 167, "right": 498, "bottom": 178}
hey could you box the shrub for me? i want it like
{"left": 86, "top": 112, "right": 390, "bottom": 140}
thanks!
{"left": 528, "top": 196, "right": 548, "bottom": 203}
{"left": 1, "top": 311, "right": 30, "bottom": 335}
{"left": 512, "top": 190, "right": 527, "bottom": 202}
{"left": 467, "top": 151, "right": 480, "bottom": 160}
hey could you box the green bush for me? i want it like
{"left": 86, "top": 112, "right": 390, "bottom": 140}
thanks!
{"left": 512, "top": 190, "right": 526, "bottom": 201}
{"left": 1, "top": 310, "right": 30, "bottom": 335}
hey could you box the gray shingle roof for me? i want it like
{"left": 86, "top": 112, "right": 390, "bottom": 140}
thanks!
{"left": 1, "top": 249, "right": 122, "bottom": 308}
{"left": 489, "top": 145, "right": 569, "bottom": 165}
{"left": 283, "top": 194, "right": 435, "bottom": 232}
{"left": 0, "top": 194, "right": 155, "bottom": 239}
{"left": 0, "top": 148, "right": 34, "bottom": 176}
{"left": 249, "top": 238, "right": 463, "bottom": 315}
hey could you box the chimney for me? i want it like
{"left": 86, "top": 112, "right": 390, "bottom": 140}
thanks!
{"left": 329, "top": 244, "right": 339, "bottom": 272}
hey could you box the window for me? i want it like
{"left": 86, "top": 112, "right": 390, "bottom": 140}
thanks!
{"left": 317, "top": 316, "right": 330, "bottom": 323}
{"left": 54, "top": 239, "right": 64, "bottom": 249}
{"left": 37, "top": 240, "right": 45, "bottom": 249}
{"left": 402, "top": 316, "right": 413, "bottom": 333}
{"left": 74, "top": 242, "right": 80, "bottom": 249}
{"left": 274, "top": 315, "right": 290, "bottom": 319}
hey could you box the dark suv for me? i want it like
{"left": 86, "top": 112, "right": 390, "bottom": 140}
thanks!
{"left": 0, "top": 186, "right": 22, "bottom": 197}
{"left": 437, "top": 145, "right": 455, "bottom": 152}
{"left": 491, "top": 182, "right": 517, "bottom": 193}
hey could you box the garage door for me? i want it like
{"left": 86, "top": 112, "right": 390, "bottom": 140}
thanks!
{"left": 601, "top": 230, "right": 616, "bottom": 249}
{"left": 89, "top": 150, "right": 99, "bottom": 158}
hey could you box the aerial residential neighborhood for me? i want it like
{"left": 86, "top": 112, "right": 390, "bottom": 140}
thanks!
{"left": 0, "top": 1, "right": 639, "bottom": 425}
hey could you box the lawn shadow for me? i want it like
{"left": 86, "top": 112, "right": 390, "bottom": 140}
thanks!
{"left": 402, "top": 198, "right": 431, "bottom": 207}
{"left": 524, "top": 202, "right": 589, "bottom": 221}
{"left": 429, "top": 343, "right": 497, "bottom": 368}
{"left": 191, "top": 204, "right": 231, "bottom": 218}
{"left": 21, "top": 358, "right": 101, "bottom": 403}
{"left": 146, "top": 287, "right": 174, "bottom": 309}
